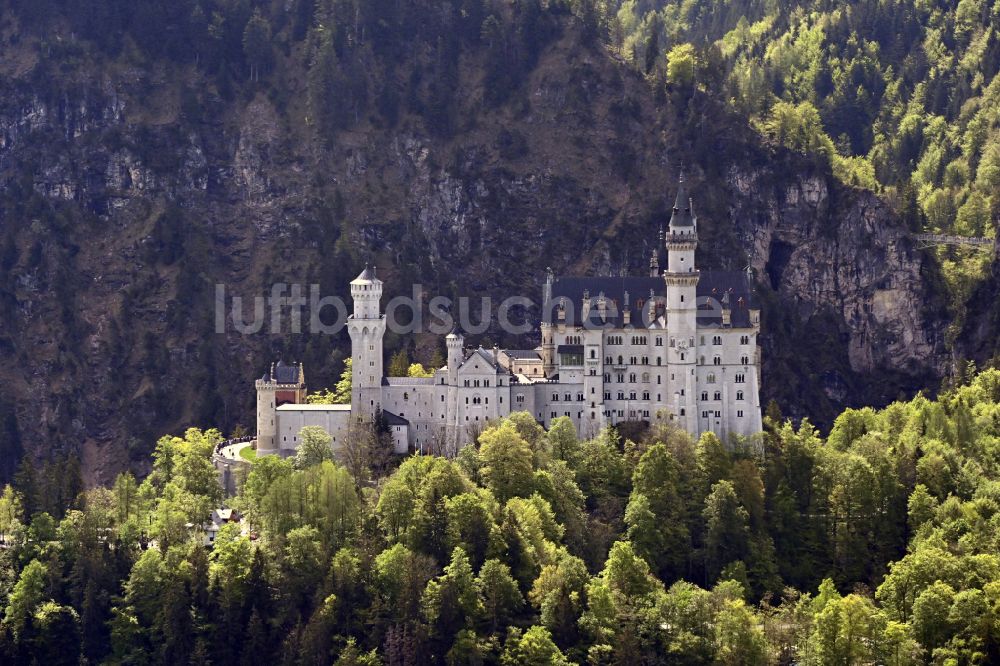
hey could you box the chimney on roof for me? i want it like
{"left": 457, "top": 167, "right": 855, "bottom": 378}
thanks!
{"left": 623, "top": 291, "right": 631, "bottom": 325}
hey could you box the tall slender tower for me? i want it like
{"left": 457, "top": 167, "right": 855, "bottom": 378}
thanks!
{"left": 446, "top": 331, "right": 464, "bottom": 385}
{"left": 540, "top": 267, "right": 556, "bottom": 377}
{"left": 665, "top": 175, "right": 699, "bottom": 432}
{"left": 255, "top": 365, "right": 278, "bottom": 455}
{"left": 347, "top": 266, "right": 385, "bottom": 420}
{"left": 445, "top": 331, "right": 464, "bottom": 453}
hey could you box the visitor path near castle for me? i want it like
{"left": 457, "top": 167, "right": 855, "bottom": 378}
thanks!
{"left": 217, "top": 438, "right": 253, "bottom": 462}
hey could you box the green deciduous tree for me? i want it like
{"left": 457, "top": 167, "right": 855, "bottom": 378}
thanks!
{"left": 704, "top": 481, "right": 751, "bottom": 583}
{"left": 477, "top": 558, "right": 522, "bottom": 633}
{"left": 666, "top": 43, "right": 697, "bottom": 88}
{"left": 389, "top": 349, "right": 410, "bottom": 377}
{"left": 479, "top": 421, "right": 535, "bottom": 502}
{"left": 501, "top": 625, "right": 572, "bottom": 666}
{"left": 294, "top": 426, "right": 334, "bottom": 470}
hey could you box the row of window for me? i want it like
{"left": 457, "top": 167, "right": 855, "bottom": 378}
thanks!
{"left": 572, "top": 334, "right": 753, "bottom": 348}
{"left": 702, "top": 410, "right": 746, "bottom": 418}
{"left": 706, "top": 335, "right": 753, "bottom": 345}
{"left": 551, "top": 392, "right": 585, "bottom": 402}
{"left": 606, "top": 335, "right": 670, "bottom": 347}
{"left": 604, "top": 391, "right": 655, "bottom": 401}
{"left": 702, "top": 355, "right": 750, "bottom": 366}
{"left": 463, "top": 379, "right": 498, "bottom": 387}
{"left": 604, "top": 409, "right": 652, "bottom": 419}
{"left": 701, "top": 390, "right": 746, "bottom": 401}
{"left": 601, "top": 372, "right": 747, "bottom": 385}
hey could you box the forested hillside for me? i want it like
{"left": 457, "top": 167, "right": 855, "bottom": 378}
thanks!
{"left": 3, "top": 371, "right": 1000, "bottom": 663}
{"left": 608, "top": 0, "right": 1000, "bottom": 325}
{"left": 0, "top": 0, "right": 968, "bottom": 482}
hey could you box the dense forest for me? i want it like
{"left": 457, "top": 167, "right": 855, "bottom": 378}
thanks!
{"left": 1, "top": 0, "right": 999, "bottom": 659}
{"left": 2, "top": 368, "right": 1000, "bottom": 663}
{"left": 607, "top": 0, "right": 1000, "bottom": 320}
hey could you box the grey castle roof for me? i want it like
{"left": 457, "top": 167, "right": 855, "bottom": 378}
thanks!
{"left": 557, "top": 344, "right": 584, "bottom": 355}
{"left": 544, "top": 271, "right": 756, "bottom": 329}
{"left": 262, "top": 361, "right": 302, "bottom": 384}
{"left": 669, "top": 178, "right": 695, "bottom": 227}
{"left": 384, "top": 377, "right": 436, "bottom": 386}
{"left": 352, "top": 266, "right": 379, "bottom": 283}
{"left": 382, "top": 411, "right": 409, "bottom": 426}
{"left": 697, "top": 271, "right": 757, "bottom": 326}
{"left": 461, "top": 347, "right": 505, "bottom": 371}
{"left": 502, "top": 349, "right": 542, "bottom": 360}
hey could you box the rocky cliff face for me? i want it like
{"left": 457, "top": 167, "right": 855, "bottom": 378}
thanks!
{"left": 0, "top": 26, "right": 952, "bottom": 482}
{"left": 728, "top": 169, "right": 948, "bottom": 415}
{"left": 957, "top": 239, "right": 1000, "bottom": 366}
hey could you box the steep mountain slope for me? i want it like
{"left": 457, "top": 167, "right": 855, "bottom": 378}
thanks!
{"left": 609, "top": 0, "right": 1000, "bottom": 330}
{"left": 0, "top": 2, "right": 950, "bottom": 482}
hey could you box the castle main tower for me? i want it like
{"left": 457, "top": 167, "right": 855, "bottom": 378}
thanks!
{"left": 347, "top": 266, "right": 385, "bottom": 420}
{"left": 665, "top": 175, "right": 700, "bottom": 432}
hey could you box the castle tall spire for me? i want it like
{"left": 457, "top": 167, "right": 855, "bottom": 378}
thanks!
{"left": 669, "top": 173, "right": 694, "bottom": 228}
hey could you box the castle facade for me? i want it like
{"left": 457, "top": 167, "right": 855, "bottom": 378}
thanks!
{"left": 255, "top": 179, "right": 763, "bottom": 457}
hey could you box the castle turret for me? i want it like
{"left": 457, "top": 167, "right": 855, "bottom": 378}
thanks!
{"left": 255, "top": 360, "right": 306, "bottom": 456}
{"left": 347, "top": 266, "right": 385, "bottom": 420}
{"left": 541, "top": 268, "right": 557, "bottom": 377}
{"left": 665, "top": 174, "right": 700, "bottom": 432}
{"left": 255, "top": 373, "right": 277, "bottom": 455}
{"left": 446, "top": 331, "right": 463, "bottom": 385}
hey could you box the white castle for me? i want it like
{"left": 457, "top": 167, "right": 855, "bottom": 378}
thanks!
{"left": 255, "top": 178, "right": 763, "bottom": 457}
